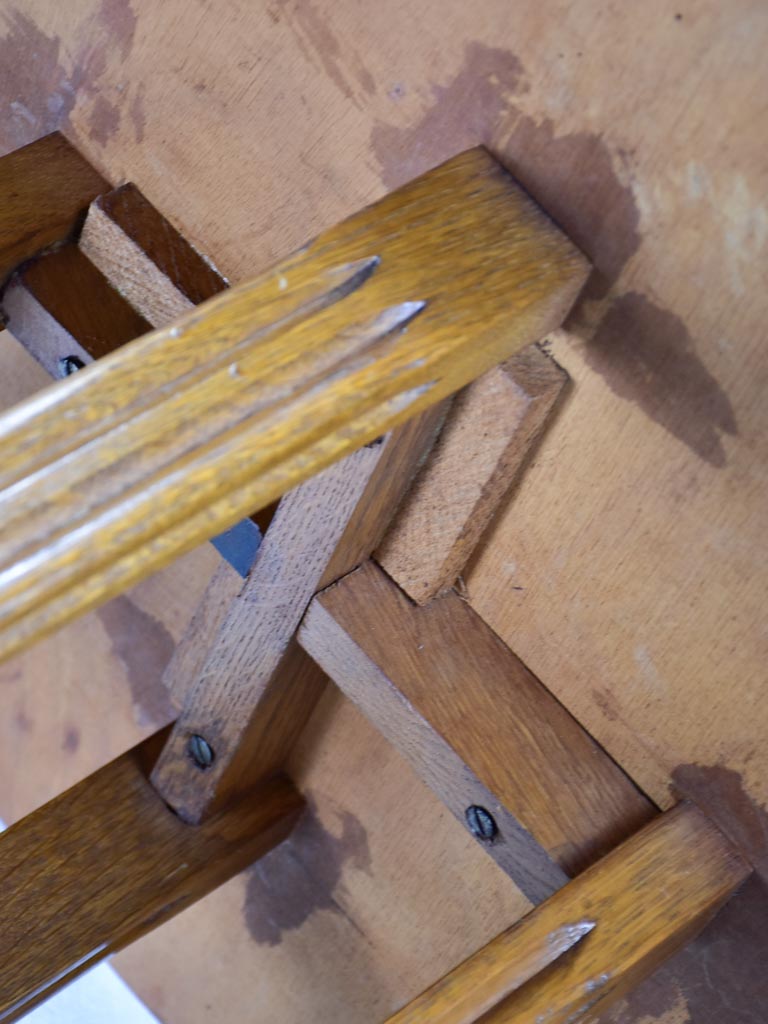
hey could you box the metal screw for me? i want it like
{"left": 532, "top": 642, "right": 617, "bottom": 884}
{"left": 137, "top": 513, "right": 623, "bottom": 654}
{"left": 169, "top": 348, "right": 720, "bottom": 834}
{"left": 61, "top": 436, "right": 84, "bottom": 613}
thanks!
{"left": 59, "top": 355, "right": 85, "bottom": 377}
{"left": 187, "top": 733, "right": 215, "bottom": 770}
{"left": 465, "top": 805, "right": 497, "bottom": 841}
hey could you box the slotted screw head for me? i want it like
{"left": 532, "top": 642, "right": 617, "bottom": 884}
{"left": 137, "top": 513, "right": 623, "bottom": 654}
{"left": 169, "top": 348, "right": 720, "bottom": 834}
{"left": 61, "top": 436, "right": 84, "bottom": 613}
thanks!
{"left": 187, "top": 733, "right": 215, "bottom": 770}
{"left": 465, "top": 805, "right": 497, "bottom": 841}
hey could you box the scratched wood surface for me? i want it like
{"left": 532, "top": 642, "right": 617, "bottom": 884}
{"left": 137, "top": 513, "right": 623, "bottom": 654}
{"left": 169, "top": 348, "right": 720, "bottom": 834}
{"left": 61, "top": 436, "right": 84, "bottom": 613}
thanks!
{"left": 0, "top": 1, "right": 767, "bottom": 1021}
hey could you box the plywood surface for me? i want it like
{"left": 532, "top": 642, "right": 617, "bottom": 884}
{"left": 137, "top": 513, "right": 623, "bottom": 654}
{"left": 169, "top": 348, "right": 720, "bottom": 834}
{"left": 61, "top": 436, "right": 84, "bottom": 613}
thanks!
{"left": 0, "top": 1, "right": 766, "bottom": 1021}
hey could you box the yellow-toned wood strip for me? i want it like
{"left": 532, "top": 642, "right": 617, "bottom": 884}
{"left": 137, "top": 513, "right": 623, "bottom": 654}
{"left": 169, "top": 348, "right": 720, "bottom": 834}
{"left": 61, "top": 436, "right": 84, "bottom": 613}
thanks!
{"left": 0, "top": 147, "right": 587, "bottom": 664}
{"left": 0, "top": 730, "right": 303, "bottom": 1023}
{"left": 385, "top": 803, "right": 749, "bottom": 1024}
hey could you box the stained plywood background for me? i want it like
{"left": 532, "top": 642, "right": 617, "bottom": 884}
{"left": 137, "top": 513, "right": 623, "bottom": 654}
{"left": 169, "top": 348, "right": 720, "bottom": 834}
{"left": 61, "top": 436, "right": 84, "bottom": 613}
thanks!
{"left": 0, "top": 0, "right": 766, "bottom": 1021}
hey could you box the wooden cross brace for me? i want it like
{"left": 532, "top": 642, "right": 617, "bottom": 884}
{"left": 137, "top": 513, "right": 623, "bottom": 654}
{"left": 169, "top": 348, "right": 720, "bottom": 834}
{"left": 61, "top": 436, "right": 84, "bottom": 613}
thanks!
{"left": 0, "top": 135, "right": 751, "bottom": 1022}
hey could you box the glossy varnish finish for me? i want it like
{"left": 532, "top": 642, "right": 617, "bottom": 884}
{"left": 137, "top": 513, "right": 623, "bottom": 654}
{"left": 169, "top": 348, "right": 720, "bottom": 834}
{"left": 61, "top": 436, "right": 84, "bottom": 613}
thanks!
{"left": 0, "top": 147, "right": 587, "bottom": 664}
{"left": 300, "top": 561, "right": 655, "bottom": 887}
{"left": 385, "top": 804, "right": 749, "bottom": 1024}
{"left": 0, "top": 732, "right": 303, "bottom": 1022}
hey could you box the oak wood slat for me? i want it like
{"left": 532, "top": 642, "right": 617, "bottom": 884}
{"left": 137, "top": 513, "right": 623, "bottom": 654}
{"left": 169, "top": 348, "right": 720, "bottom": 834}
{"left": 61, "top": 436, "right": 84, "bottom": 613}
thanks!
{"left": 0, "top": 133, "right": 107, "bottom": 286}
{"left": 299, "top": 561, "right": 655, "bottom": 897}
{"left": 384, "top": 803, "right": 749, "bottom": 1024}
{"left": 377, "top": 343, "right": 568, "bottom": 603}
{"left": 153, "top": 404, "right": 446, "bottom": 822}
{"left": 0, "top": 146, "right": 588, "bottom": 663}
{"left": 0, "top": 732, "right": 303, "bottom": 1022}
{"left": 1, "top": 243, "right": 151, "bottom": 377}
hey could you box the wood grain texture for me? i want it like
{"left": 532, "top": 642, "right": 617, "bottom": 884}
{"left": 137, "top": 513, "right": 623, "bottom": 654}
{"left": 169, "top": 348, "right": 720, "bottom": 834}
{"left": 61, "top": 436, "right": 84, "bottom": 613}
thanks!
{"left": 163, "top": 558, "right": 245, "bottom": 705}
{"left": 0, "top": 133, "right": 107, "bottom": 286}
{"left": 300, "top": 561, "right": 655, "bottom": 887}
{"left": 79, "top": 182, "right": 227, "bottom": 326}
{"left": 0, "top": 730, "right": 302, "bottom": 1022}
{"left": 1, "top": 243, "right": 151, "bottom": 376}
{"left": 2, "top": 1, "right": 764, "bottom": 1020}
{"left": 0, "top": 147, "right": 587, "bottom": 665}
{"left": 117, "top": 687, "right": 532, "bottom": 1024}
{"left": 152, "top": 405, "right": 445, "bottom": 823}
{"left": 385, "top": 803, "right": 749, "bottom": 1024}
{"left": 377, "top": 343, "right": 568, "bottom": 602}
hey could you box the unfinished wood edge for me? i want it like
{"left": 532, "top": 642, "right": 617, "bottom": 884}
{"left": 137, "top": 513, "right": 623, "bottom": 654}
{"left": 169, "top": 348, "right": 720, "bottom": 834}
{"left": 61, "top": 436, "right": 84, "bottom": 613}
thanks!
{"left": 385, "top": 803, "right": 750, "bottom": 1024}
{"left": 164, "top": 558, "right": 246, "bottom": 704}
{"left": 80, "top": 201, "right": 197, "bottom": 326}
{"left": 299, "top": 593, "right": 568, "bottom": 904}
{"left": 376, "top": 344, "right": 569, "bottom": 604}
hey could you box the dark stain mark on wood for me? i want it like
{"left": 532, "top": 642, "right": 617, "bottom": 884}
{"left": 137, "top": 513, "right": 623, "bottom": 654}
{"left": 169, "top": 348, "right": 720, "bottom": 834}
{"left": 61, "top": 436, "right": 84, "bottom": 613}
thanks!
{"left": 96, "top": 0, "right": 137, "bottom": 61}
{"left": 503, "top": 116, "right": 640, "bottom": 303}
{"left": 0, "top": 0, "right": 136, "bottom": 152}
{"left": 599, "top": 875, "right": 768, "bottom": 1023}
{"left": 600, "top": 768, "right": 768, "bottom": 1023}
{"left": 372, "top": 43, "right": 735, "bottom": 465}
{"left": 672, "top": 762, "right": 768, "bottom": 880}
{"left": 62, "top": 726, "right": 80, "bottom": 753}
{"left": 587, "top": 292, "right": 738, "bottom": 466}
{"left": 276, "top": 0, "right": 375, "bottom": 107}
{"left": 14, "top": 709, "right": 33, "bottom": 733}
{"left": 129, "top": 83, "right": 146, "bottom": 143}
{"left": 88, "top": 94, "right": 121, "bottom": 146}
{"left": 371, "top": 43, "right": 526, "bottom": 191}
{"left": 243, "top": 799, "right": 371, "bottom": 945}
{"left": 0, "top": 11, "right": 79, "bottom": 151}
{"left": 591, "top": 687, "right": 623, "bottom": 724}
{"left": 97, "top": 595, "right": 176, "bottom": 728}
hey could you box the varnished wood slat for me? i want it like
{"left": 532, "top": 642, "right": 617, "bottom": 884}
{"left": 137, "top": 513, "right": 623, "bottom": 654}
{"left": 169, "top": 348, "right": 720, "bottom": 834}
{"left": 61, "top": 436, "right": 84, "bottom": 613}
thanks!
{"left": 79, "top": 182, "right": 227, "bottom": 327}
{"left": 299, "top": 561, "right": 655, "bottom": 891}
{"left": 0, "top": 732, "right": 302, "bottom": 1022}
{"left": 153, "top": 405, "right": 446, "bottom": 823}
{"left": 377, "top": 343, "right": 568, "bottom": 603}
{"left": 0, "top": 133, "right": 108, "bottom": 286}
{"left": 385, "top": 803, "right": 749, "bottom": 1024}
{"left": 1, "top": 243, "right": 151, "bottom": 377}
{"left": 0, "top": 146, "right": 587, "bottom": 663}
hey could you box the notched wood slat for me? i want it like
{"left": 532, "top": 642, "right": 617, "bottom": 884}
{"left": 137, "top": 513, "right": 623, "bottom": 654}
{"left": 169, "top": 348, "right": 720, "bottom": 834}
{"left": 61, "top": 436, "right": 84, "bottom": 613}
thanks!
{"left": 79, "top": 182, "right": 227, "bottom": 326}
{"left": 377, "top": 342, "right": 569, "bottom": 603}
{"left": 385, "top": 803, "right": 750, "bottom": 1024}
{"left": 0, "top": 146, "right": 589, "bottom": 663}
{"left": 0, "top": 731, "right": 303, "bottom": 1022}
{"left": 299, "top": 561, "right": 655, "bottom": 893}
